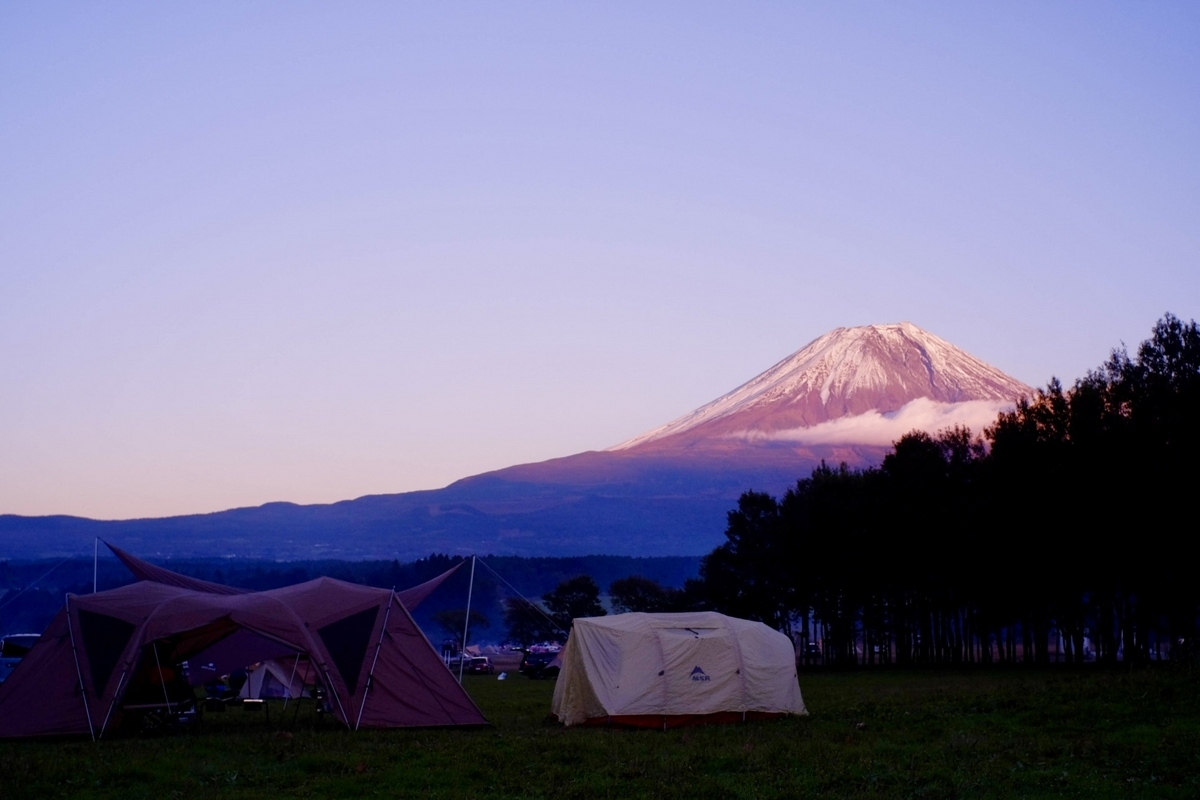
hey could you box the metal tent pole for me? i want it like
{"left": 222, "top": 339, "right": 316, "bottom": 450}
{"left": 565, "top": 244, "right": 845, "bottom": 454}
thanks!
{"left": 152, "top": 642, "right": 172, "bottom": 712}
{"left": 321, "top": 666, "right": 352, "bottom": 728}
{"left": 93, "top": 538, "right": 98, "bottom": 594}
{"left": 354, "top": 588, "right": 396, "bottom": 730}
{"left": 64, "top": 595, "right": 96, "bottom": 741}
{"left": 457, "top": 556, "right": 476, "bottom": 683}
{"left": 98, "top": 670, "right": 127, "bottom": 739}
{"left": 283, "top": 651, "right": 302, "bottom": 711}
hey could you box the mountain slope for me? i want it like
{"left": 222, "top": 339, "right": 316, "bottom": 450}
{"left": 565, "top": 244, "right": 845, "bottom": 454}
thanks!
{"left": 0, "top": 323, "right": 1032, "bottom": 560}
{"left": 614, "top": 322, "right": 1031, "bottom": 450}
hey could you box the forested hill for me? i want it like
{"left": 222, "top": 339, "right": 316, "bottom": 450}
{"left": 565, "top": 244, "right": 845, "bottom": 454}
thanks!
{"left": 0, "top": 451, "right": 859, "bottom": 561}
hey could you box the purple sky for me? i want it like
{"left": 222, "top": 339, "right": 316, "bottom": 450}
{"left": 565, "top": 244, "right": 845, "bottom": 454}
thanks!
{"left": 2, "top": 3, "right": 1198, "bottom": 519}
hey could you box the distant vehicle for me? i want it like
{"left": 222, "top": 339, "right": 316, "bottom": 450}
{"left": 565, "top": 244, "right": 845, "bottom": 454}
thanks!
{"left": 466, "top": 657, "right": 494, "bottom": 675}
{"left": 519, "top": 650, "right": 560, "bottom": 679}
{"left": 0, "top": 634, "right": 39, "bottom": 684}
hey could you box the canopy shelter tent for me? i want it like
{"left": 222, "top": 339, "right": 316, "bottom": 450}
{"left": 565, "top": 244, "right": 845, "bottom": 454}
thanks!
{"left": 552, "top": 611, "right": 807, "bottom": 729}
{"left": 0, "top": 578, "right": 487, "bottom": 739}
{"left": 103, "top": 541, "right": 464, "bottom": 610}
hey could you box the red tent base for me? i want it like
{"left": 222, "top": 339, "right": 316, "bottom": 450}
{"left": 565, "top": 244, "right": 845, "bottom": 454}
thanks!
{"left": 581, "top": 711, "right": 788, "bottom": 729}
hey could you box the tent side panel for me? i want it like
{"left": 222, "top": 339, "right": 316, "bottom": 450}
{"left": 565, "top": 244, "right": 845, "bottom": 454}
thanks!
{"left": 552, "top": 633, "right": 608, "bottom": 726}
{"left": 0, "top": 610, "right": 93, "bottom": 738}
{"left": 735, "top": 621, "right": 807, "bottom": 716}
{"left": 354, "top": 599, "right": 487, "bottom": 728}
{"left": 572, "top": 620, "right": 633, "bottom": 716}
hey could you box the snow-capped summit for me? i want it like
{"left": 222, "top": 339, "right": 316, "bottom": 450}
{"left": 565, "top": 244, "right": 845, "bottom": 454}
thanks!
{"left": 612, "top": 323, "right": 1033, "bottom": 450}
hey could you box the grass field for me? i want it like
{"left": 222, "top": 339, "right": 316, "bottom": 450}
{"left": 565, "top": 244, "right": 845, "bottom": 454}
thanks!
{"left": 2, "top": 667, "right": 1198, "bottom": 799}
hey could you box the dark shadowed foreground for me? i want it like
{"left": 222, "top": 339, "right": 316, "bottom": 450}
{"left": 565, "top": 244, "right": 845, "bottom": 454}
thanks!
{"left": 2, "top": 668, "right": 1197, "bottom": 799}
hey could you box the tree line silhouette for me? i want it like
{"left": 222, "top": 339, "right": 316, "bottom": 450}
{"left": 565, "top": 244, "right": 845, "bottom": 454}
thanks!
{"left": 696, "top": 314, "right": 1200, "bottom": 667}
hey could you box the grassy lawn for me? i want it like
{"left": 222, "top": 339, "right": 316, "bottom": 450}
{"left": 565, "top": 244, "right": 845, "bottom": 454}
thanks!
{"left": 2, "top": 667, "right": 1198, "bottom": 798}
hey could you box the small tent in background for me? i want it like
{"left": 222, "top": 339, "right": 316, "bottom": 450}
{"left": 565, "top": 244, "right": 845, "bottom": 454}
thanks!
{"left": 239, "top": 659, "right": 311, "bottom": 700}
{"left": 552, "top": 611, "right": 806, "bottom": 728}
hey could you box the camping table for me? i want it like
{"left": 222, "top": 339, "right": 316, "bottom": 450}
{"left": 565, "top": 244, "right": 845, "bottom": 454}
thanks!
{"left": 122, "top": 696, "right": 200, "bottom": 732}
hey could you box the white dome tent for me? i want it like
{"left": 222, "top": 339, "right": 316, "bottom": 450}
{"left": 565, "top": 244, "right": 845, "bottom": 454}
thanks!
{"left": 239, "top": 659, "right": 310, "bottom": 700}
{"left": 552, "top": 611, "right": 806, "bottom": 728}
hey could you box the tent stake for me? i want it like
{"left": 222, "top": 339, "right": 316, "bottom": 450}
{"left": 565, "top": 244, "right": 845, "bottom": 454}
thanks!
{"left": 458, "top": 556, "right": 476, "bottom": 683}
{"left": 64, "top": 595, "right": 96, "bottom": 741}
{"left": 354, "top": 588, "right": 396, "bottom": 730}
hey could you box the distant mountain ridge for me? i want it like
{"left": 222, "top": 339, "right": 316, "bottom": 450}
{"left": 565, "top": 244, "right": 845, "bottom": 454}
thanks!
{"left": 0, "top": 323, "right": 1031, "bottom": 560}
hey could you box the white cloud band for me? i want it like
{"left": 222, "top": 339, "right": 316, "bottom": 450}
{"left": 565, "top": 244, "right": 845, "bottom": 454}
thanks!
{"left": 731, "top": 397, "right": 1013, "bottom": 446}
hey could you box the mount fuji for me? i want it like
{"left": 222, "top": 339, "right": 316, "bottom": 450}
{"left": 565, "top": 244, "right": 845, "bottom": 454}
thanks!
{"left": 0, "top": 324, "right": 1032, "bottom": 560}
{"left": 614, "top": 322, "right": 1030, "bottom": 450}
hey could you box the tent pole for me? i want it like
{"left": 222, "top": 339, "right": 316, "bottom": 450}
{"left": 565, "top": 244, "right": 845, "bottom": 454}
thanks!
{"left": 283, "top": 651, "right": 301, "bottom": 711}
{"left": 98, "top": 670, "right": 127, "bottom": 739}
{"left": 93, "top": 538, "right": 98, "bottom": 594}
{"left": 321, "top": 666, "right": 352, "bottom": 729}
{"left": 354, "top": 588, "right": 396, "bottom": 730}
{"left": 458, "top": 556, "right": 476, "bottom": 683}
{"left": 64, "top": 595, "right": 96, "bottom": 741}
{"left": 152, "top": 642, "right": 173, "bottom": 713}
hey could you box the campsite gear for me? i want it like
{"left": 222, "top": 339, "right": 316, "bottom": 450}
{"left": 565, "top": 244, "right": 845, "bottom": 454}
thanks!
{"left": 551, "top": 611, "right": 807, "bottom": 728}
{"left": 0, "top": 578, "right": 487, "bottom": 739}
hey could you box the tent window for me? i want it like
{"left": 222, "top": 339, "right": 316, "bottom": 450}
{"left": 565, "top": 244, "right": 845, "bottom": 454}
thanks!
{"left": 317, "top": 606, "right": 379, "bottom": 695}
{"left": 78, "top": 610, "right": 136, "bottom": 697}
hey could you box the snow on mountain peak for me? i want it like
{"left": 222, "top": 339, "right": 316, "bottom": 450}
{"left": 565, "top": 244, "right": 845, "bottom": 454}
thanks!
{"left": 611, "top": 323, "right": 1033, "bottom": 450}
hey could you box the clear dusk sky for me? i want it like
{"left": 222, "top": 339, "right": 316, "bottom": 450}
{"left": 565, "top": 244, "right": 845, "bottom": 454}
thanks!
{"left": 2, "top": 3, "right": 1198, "bottom": 520}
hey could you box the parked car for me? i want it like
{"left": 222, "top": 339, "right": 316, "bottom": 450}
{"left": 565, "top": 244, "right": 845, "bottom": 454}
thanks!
{"left": 0, "top": 633, "right": 40, "bottom": 684}
{"left": 466, "top": 656, "right": 494, "bottom": 675}
{"left": 519, "top": 650, "right": 560, "bottom": 679}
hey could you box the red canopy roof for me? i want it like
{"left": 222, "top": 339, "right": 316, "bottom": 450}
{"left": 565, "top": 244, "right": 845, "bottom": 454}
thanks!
{"left": 105, "top": 541, "right": 465, "bottom": 610}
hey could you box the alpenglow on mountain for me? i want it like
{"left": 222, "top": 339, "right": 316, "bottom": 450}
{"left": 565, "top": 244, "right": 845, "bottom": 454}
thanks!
{"left": 612, "top": 322, "right": 1033, "bottom": 450}
{"left": 1, "top": 322, "right": 1035, "bottom": 560}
